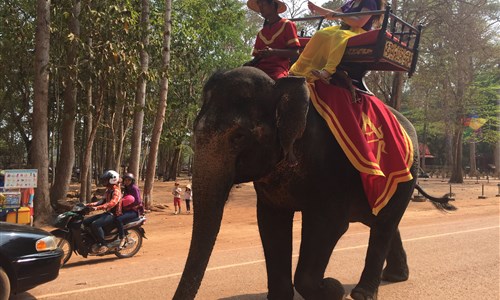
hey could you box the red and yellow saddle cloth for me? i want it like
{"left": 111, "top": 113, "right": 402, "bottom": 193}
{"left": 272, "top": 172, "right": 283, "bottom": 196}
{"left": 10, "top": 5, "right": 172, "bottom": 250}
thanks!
{"left": 308, "top": 81, "right": 414, "bottom": 215}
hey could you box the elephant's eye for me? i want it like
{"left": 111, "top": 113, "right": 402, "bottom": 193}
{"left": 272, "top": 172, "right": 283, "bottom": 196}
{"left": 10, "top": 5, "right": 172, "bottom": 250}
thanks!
{"left": 231, "top": 133, "right": 246, "bottom": 146}
{"left": 230, "top": 126, "right": 253, "bottom": 150}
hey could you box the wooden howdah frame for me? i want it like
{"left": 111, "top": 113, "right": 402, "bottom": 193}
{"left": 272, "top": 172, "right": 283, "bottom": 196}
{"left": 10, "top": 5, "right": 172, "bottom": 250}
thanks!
{"left": 291, "top": 5, "right": 422, "bottom": 90}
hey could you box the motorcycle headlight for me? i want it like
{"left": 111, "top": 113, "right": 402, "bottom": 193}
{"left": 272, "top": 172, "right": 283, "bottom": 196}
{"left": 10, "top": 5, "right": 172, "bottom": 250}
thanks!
{"left": 36, "top": 236, "right": 58, "bottom": 252}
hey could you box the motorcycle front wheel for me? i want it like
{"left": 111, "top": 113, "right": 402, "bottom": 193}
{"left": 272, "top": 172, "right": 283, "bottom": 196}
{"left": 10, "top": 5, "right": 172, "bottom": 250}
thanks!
{"left": 115, "top": 228, "right": 143, "bottom": 259}
{"left": 53, "top": 233, "right": 73, "bottom": 266}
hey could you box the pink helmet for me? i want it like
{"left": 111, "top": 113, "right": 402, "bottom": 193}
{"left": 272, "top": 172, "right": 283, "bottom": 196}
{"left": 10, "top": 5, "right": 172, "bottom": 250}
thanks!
{"left": 122, "top": 195, "right": 135, "bottom": 207}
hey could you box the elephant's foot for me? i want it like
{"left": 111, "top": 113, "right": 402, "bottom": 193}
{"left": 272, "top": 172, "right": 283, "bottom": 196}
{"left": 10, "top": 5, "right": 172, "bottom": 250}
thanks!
{"left": 381, "top": 265, "right": 409, "bottom": 282}
{"left": 295, "top": 277, "right": 346, "bottom": 300}
{"left": 350, "top": 286, "right": 378, "bottom": 300}
{"left": 267, "top": 285, "right": 294, "bottom": 300}
{"left": 321, "top": 278, "right": 346, "bottom": 300}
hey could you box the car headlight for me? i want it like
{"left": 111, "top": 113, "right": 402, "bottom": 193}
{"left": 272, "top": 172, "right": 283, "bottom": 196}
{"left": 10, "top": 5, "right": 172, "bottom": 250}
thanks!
{"left": 36, "top": 236, "right": 58, "bottom": 252}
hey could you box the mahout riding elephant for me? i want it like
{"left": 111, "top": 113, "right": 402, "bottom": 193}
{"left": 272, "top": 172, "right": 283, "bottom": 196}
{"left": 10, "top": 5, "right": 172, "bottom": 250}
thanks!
{"left": 173, "top": 67, "right": 454, "bottom": 300}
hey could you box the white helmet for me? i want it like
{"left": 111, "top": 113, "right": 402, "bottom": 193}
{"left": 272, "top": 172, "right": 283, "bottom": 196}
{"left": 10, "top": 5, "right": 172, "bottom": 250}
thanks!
{"left": 100, "top": 170, "right": 120, "bottom": 185}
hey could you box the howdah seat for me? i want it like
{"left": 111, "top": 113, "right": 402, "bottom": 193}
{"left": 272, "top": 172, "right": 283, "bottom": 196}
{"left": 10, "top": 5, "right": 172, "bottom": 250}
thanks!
{"left": 292, "top": 5, "right": 422, "bottom": 91}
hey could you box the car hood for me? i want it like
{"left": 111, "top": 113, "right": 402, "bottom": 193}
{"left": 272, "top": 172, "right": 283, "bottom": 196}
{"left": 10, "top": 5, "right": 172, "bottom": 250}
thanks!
{"left": 0, "top": 222, "right": 51, "bottom": 236}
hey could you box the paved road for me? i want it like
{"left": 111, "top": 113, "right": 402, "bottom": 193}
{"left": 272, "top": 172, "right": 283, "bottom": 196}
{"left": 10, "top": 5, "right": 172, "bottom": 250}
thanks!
{"left": 13, "top": 190, "right": 500, "bottom": 300}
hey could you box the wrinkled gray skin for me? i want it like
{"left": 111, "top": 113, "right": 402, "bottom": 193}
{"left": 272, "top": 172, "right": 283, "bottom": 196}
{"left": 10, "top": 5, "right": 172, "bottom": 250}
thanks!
{"left": 174, "top": 67, "right": 418, "bottom": 300}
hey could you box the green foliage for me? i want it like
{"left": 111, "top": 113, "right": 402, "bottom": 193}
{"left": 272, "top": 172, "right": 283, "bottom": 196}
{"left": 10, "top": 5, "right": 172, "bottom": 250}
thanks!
{"left": 1, "top": 0, "right": 498, "bottom": 176}
{"left": 465, "top": 66, "right": 500, "bottom": 145}
{"left": 154, "top": 0, "right": 254, "bottom": 158}
{"left": 0, "top": 1, "right": 36, "bottom": 167}
{"left": 400, "top": 0, "right": 500, "bottom": 170}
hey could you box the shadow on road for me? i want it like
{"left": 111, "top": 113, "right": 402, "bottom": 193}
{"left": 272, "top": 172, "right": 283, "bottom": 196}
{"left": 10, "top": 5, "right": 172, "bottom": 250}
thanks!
{"left": 218, "top": 282, "right": 399, "bottom": 300}
{"left": 219, "top": 293, "right": 268, "bottom": 300}
{"left": 218, "top": 283, "right": 379, "bottom": 300}
{"left": 63, "top": 256, "right": 120, "bottom": 269}
{"left": 10, "top": 292, "right": 36, "bottom": 300}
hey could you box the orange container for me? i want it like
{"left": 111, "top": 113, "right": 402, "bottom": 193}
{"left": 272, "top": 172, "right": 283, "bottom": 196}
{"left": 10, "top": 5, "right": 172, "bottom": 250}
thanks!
{"left": 6, "top": 207, "right": 31, "bottom": 224}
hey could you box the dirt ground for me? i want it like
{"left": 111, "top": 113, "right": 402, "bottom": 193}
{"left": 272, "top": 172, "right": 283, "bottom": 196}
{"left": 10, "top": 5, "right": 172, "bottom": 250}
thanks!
{"left": 17, "top": 176, "right": 499, "bottom": 300}
{"left": 81, "top": 175, "right": 500, "bottom": 254}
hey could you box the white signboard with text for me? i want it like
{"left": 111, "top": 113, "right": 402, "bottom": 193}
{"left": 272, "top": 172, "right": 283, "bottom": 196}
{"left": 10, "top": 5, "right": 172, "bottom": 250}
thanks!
{"left": 4, "top": 169, "right": 38, "bottom": 189}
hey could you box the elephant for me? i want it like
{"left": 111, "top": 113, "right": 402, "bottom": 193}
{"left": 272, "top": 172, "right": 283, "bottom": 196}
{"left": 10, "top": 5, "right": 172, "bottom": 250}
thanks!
{"left": 173, "top": 67, "right": 454, "bottom": 300}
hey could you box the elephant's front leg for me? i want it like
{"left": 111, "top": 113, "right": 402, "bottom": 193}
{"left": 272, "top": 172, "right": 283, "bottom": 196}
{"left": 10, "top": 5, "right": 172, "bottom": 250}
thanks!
{"left": 257, "top": 199, "right": 295, "bottom": 300}
{"left": 294, "top": 209, "right": 350, "bottom": 300}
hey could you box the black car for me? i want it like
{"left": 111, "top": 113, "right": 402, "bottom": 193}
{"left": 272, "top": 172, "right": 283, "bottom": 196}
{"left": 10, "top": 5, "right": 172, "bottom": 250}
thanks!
{"left": 0, "top": 222, "right": 63, "bottom": 298}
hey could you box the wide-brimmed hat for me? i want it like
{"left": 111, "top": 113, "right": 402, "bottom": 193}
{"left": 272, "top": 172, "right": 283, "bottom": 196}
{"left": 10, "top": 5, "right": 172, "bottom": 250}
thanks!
{"left": 247, "top": 0, "right": 287, "bottom": 14}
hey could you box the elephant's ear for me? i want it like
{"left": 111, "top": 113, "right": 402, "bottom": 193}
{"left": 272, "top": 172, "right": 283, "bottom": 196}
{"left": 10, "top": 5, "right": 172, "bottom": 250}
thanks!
{"left": 274, "top": 76, "right": 310, "bottom": 165}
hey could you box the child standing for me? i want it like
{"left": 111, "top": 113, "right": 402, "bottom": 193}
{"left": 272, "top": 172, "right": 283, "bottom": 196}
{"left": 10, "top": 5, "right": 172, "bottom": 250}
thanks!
{"left": 184, "top": 184, "right": 192, "bottom": 214}
{"left": 172, "top": 182, "right": 182, "bottom": 215}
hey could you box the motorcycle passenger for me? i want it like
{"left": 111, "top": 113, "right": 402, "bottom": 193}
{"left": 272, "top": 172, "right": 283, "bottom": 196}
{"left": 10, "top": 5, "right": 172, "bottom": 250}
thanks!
{"left": 84, "top": 170, "right": 123, "bottom": 253}
{"left": 115, "top": 173, "right": 143, "bottom": 248}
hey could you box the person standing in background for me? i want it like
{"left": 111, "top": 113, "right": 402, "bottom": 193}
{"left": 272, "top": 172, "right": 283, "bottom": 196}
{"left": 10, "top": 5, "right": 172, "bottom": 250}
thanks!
{"left": 172, "top": 182, "right": 182, "bottom": 215}
{"left": 184, "top": 184, "right": 192, "bottom": 214}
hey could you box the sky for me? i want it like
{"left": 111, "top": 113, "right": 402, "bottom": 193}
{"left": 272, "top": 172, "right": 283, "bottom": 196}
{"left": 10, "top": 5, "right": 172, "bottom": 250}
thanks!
{"left": 304, "top": 0, "right": 330, "bottom": 5}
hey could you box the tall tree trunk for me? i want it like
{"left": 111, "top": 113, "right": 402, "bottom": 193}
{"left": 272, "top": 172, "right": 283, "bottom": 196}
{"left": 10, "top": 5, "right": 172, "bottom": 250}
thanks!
{"left": 469, "top": 142, "right": 477, "bottom": 177}
{"left": 389, "top": 72, "right": 404, "bottom": 110}
{"left": 50, "top": 71, "right": 61, "bottom": 185}
{"left": 495, "top": 141, "right": 500, "bottom": 178}
{"left": 140, "top": 138, "right": 149, "bottom": 181}
{"left": 168, "top": 147, "right": 181, "bottom": 181}
{"left": 51, "top": 0, "right": 80, "bottom": 209}
{"left": 129, "top": 0, "right": 150, "bottom": 178}
{"left": 157, "top": 146, "right": 167, "bottom": 179}
{"left": 143, "top": 0, "right": 172, "bottom": 209}
{"left": 387, "top": 0, "right": 403, "bottom": 111}
{"left": 114, "top": 87, "right": 126, "bottom": 171}
{"left": 421, "top": 121, "right": 427, "bottom": 171}
{"left": 449, "top": 127, "right": 464, "bottom": 183}
{"left": 33, "top": 0, "right": 52, "bottom": 225}
{"left": 80, "top": 83, "right": 104, "bottom": 202}
{"left": 445, "top": 131, "right": 453, "bottom": 174}
{"left": 80, "top": 75, "right": 93, "bottom": 202}
{"left": 105, "top": 103, "right": 116, "bottom": 170}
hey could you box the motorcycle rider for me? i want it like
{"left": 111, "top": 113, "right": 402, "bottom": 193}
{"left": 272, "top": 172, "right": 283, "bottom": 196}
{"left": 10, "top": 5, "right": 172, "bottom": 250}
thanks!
{"left": 115, "top": 172, "right": 143, "bottom": 248}
{"left": 84, "top": 170, "right": 123, "bottom": 253}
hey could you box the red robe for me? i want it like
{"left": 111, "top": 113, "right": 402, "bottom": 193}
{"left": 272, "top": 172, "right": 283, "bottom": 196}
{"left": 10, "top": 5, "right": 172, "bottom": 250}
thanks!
{"left": 252, "top": 18, "right": 300, "bottom": 80}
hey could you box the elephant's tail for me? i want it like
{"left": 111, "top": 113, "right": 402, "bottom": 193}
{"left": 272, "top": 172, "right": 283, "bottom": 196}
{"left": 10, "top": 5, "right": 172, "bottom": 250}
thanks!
{"left": 415, "top": 184, "right": 457, "bottom": 212}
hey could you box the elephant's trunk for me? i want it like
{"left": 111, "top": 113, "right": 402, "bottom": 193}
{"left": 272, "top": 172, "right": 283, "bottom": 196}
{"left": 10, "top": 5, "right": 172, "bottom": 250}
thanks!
{"left": 173, "top": 149, "right": 234, "bottom": 299}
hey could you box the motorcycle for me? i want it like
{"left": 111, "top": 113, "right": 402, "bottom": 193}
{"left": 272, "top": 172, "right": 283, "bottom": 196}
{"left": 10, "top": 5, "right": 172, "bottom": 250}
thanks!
{"left": 51, "top": 203, "right": 146, "bottom": 266}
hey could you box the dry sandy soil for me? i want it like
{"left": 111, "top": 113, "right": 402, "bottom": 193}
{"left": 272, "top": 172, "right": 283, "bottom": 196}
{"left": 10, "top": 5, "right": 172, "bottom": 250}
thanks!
{"left": 13, "top": 176, "right": 500, "bottom": 300}
{"left": 126, "top": 176, "right": 500, "bottom": 250}
{"left": 62, "top": 175, "right": 500, "bottom": 255}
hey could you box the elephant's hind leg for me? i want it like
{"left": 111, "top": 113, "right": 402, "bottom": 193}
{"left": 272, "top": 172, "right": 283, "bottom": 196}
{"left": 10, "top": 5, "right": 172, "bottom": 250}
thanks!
{"left": 350, "top": 223, "right": 393, "bottom": 300}
{"left": 351, "top": 185, "right": 412, "bottom": 300}
{"left": 382, "top": 229, "right": 409, "bottom": 282}
{"left": 294, "top": 210, "right": 349, "bottom": 300}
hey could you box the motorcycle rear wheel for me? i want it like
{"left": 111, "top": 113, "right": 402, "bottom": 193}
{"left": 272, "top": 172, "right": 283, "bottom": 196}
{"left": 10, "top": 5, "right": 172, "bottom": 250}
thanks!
{"left": 53, "top": 234, "right": 73, "bottom": 266}
{"left": 115, "top": 228, "right": 142, "bottom": 259}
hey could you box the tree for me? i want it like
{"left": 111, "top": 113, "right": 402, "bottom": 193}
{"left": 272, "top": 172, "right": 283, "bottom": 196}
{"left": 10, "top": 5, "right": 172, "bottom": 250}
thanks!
{"left": 32, "top": 0, "right": 52, "bottom": 225}
{"left": 143, "top": 0, "right": 172, "bottom": 209}
{"left": 51, "top": 0, "right": 81, "bottom": 210}
{"left": 0, "top": 2, "right": 36, "bottom": 167}
{"left": 129, "top": 0, "right": 150, "bottom": 179}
